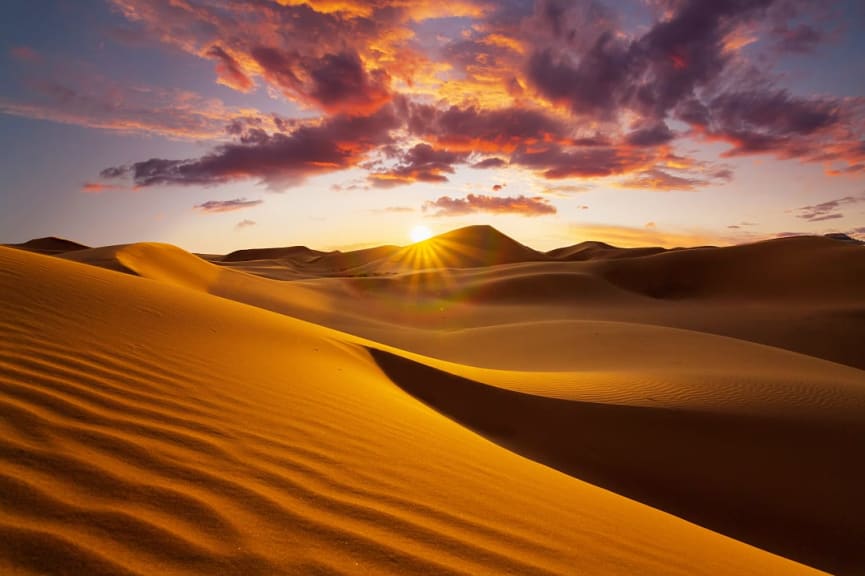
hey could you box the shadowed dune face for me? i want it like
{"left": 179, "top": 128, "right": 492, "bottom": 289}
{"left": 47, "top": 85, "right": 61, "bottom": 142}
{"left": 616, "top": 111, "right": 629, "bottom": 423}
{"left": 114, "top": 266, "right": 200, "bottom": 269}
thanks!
{"left": 595, "top": 236, "right": 865, "bottom": 302}
{"left": 0, "top": 246, "right": 826, "bottom": 575}
{"left": 368, "top": 348, "right": 865, "bottom": 576}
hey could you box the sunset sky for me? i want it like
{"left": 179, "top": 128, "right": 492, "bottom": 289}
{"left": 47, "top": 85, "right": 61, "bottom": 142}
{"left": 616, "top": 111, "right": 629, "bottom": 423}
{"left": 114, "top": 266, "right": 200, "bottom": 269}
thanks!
{"left": 1, "top": 0, "right": 864, "bottom": 252}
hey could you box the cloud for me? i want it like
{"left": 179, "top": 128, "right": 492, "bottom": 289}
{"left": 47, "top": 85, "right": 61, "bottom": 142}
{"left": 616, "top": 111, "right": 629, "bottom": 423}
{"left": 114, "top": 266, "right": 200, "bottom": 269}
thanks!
{"left": 207, "top": 46, "right": 255, "bottom": 92}
{"left": 423, "top": 194, "right": 556, "bottom": 217}
{"left": 81, "top": 182, "right": 127, "bottom": 193}
{"left": 194, "top": 198, "right": 263, "bottom": 213}
{"left": 102, "top": 104, "right": 402, "bottom": 189}
{"left": 541, "top": 184, "right": 594, "bottom": 195}
{"left": 252, "top": 47, "right": 392, "bottom": 114}
{"left": 369, "top": 143, "right": 467, "bottom": 187}
{"left": 794, "top": 195, "right": 865, "bottom": 222}
{"left": 510, "top": 143, "right": 656, "bottom": 179}
{"left": 106, "top": 0, "right": 412, "bottom": 114}
{"left": 473, "top": 157, "right": 508, "bottom": 169}
{"left": 727, "top": 221, "right": 758, "bottom": 229}
{"left": 699, "top": 90, "right": 840, "bottom": 152}
{"left": 235, "top": 219, "right": 256, "bottom": 229}
{"left": 0, "top": 64, "right": 266, "bottom": 140}
{"left": 618, "top": 168, "right": 728, "bottom": 191}
{"left": 625, "top": 123, "right": 676, "bottom": 147}
{"left": 68, "top": 0, "right": 863, "bottom": 191}
{"left": 525, "top": 0, "right": 771, "bottom": 121}
{"left": 405, "top": 102, "right": 567, "bottom": 153}
{"left": 9, "top": 46, "right": 39, "bottom": 62}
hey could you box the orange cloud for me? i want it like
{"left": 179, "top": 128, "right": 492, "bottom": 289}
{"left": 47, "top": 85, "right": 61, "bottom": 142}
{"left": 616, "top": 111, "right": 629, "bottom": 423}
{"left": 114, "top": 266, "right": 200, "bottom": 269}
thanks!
{"left": 424, "top": 194, "right": 556, "bottom": 217}
{"left": 81, "top": 182, "right": 127, "bottom": 193}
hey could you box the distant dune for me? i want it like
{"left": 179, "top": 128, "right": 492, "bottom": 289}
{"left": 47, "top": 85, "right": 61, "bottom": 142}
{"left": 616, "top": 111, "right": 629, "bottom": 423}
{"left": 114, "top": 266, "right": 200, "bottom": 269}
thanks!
{"left": 221, "top": 245, "right": 326, "bottom": 263}
{"left": 7, "top": 236, "right": 90, "bottom": 255}
{"left": 2, "top": 226, "right": 864, "bottom": 575}
{"left": 546, "top": 240, "right": 668, "bottom": 260}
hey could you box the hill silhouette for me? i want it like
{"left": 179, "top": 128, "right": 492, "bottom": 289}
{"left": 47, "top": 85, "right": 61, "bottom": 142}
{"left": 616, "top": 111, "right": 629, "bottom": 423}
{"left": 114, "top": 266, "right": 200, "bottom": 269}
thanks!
{"left": 7, "top": 236, "right": 89, "bottom": 254}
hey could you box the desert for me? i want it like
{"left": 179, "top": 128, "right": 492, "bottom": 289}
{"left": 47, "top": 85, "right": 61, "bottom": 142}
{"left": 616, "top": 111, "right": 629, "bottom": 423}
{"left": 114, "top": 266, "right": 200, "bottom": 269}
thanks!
{"left": 2, "top": 227, "right": 864, "bottom": 575}
{"left": 3, "top": 0, "right": 865, "bottom": 574}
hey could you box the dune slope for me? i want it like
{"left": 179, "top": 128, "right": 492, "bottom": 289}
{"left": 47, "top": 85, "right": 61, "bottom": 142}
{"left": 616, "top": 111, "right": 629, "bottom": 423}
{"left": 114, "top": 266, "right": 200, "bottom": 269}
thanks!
{"left": 369, "top": 337, "right": 865, "bottom": 575}
{"left": 0, "top": 246, "right": 826, "bottom": 575}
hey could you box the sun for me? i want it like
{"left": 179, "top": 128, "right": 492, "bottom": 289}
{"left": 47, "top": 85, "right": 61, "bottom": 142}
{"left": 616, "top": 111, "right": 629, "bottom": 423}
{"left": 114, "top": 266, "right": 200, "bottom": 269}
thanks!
{"left": 409, "top": 224, "right": 433, "bottom": 243}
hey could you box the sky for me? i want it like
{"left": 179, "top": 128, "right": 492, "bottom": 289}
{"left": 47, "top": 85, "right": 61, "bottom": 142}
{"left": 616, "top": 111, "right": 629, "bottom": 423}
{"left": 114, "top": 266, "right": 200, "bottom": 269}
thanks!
{"left": 1, "top": 0, "right": 864, "bottom": 252}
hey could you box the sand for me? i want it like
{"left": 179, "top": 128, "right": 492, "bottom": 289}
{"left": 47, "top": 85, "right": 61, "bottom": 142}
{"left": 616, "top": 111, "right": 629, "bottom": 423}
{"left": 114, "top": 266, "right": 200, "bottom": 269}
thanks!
{"left": 2, "top": 226, "right": 864, "bottom": 575}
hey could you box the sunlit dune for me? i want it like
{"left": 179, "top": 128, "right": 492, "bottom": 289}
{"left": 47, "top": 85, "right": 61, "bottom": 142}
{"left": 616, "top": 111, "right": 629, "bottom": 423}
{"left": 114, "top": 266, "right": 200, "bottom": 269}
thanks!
{"left": 2, "top": 226, "right": 864, "bottom": 575}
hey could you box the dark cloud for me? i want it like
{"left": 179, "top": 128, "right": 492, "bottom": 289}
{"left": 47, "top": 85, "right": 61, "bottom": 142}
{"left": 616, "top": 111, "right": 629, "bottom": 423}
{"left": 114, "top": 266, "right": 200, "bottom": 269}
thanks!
{"left": 794, "top": 195, "right": 864, "bottom": 221}
{"left": 625, "top": 123, "right": 675, "bottom": 147}
{"left": 423, "top": 194, "right": 556, "bottom": 217}
{"left": 405, "top": 102, "right": 566, "bottom": 152}
{"left": 526, "top": 35, "right": 629, "bottom": 120}
{"left": 76, "top": 0, "right": 863, "bottom": 193}
{"left": 526, "top": 0, "right": 772, "bottom": 121}
{"left": 703, "top": 89, "right": 839, "bottom": 154}
{"left": 510, "top": 144, "right": 654, "bottom": 179}
{"left": 102, "top": 104, "right": 402, "bottom": 189}
{"left": 235, "top": 219, "right": 256, "bottom": 229}
{"left": 303, "top": 51, "right": 391, "bottom": 114}
{"left": 195, "top": 198, "right": 263, "bottom": 213}
{"left": 369, "top": 143, "right": 467, "bottom": 187}
{"left": 472, "top": 157, "right": 508, "bottom": 169}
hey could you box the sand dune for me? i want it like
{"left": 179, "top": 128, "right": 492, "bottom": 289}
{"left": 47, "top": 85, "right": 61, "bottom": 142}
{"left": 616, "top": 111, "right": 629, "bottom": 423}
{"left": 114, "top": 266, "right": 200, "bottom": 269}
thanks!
{"left": 368, "top": 322, "right": 865, "bottom": 573}
{"left": 3, "top": 226, "right": 864, "bottom": 574}
{"left": 221, "top": 245, "right": 326, "bottom": 263}
{"left": 55, "top": 234, "right": 865, "bottom": 371}
{"left": 0, "top": 246, "right": 828, "bottom": 575}
{"left": 375, "top": 225, "right": 548, "bottom": 272}
{"left": 7, "top": 237, "right": 90, "bottom": 255}
{"left": 595, "top": 235, "right": 865, "bottom": 301}
{"left": 546, "top": 240, "right": 668, "bottom": 261}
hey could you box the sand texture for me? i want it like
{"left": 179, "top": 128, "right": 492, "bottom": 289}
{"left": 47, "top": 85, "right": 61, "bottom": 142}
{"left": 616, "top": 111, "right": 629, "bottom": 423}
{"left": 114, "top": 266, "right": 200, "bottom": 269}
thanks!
{"left": 3, "top": 226, "right": 864, "bottom": 575}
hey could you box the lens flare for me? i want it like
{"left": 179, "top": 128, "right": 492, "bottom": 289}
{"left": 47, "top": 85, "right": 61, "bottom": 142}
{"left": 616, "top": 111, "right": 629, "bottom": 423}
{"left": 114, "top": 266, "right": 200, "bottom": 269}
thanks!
{"left": 409, "top": 225, "right": 433, "bottom": 243}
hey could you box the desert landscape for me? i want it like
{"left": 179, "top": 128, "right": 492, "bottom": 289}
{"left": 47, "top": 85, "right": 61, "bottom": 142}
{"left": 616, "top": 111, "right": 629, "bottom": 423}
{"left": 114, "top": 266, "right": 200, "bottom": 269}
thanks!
{"left": 1, "top": 227, "right": 864, "bottom": 575}
{"left": 3, "top": 0, "right": 865, "bottom": 574}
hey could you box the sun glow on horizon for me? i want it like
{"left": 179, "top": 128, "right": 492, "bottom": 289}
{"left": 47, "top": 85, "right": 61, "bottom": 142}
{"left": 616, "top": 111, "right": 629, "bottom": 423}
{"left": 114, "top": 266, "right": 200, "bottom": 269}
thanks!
{"left": 409, "top": 224, "right": 433, "bottom": 243}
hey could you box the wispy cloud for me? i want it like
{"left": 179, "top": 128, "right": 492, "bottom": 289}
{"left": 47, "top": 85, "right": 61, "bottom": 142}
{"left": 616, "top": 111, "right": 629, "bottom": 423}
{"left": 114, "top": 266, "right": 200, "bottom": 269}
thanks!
{"left": 423, "top": 194, "right": 556, "bottom": 217}
{"left": 81, "top": 182, "right": 127, "bottom": 193}
{"left": 794, "top": 194, "right": 865, "bottom": 222}
{"left": 194, "top": 198, "right": 263, "bottom": 213}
